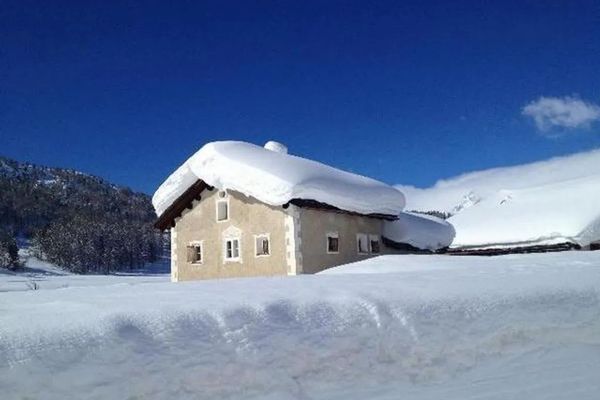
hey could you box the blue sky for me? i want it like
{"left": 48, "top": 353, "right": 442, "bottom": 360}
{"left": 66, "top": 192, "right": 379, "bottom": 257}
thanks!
{"left": 2, "top": 0, "right": 600, "bottom": 194}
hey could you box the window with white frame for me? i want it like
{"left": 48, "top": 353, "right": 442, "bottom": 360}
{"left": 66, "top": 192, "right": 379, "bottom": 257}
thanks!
{"left": 186, "top": 241, "right": 203, "bottom": 264}
{"left": 326, "top": 232, "right": 339, "bottom": 253}
{"left": 224, "top": 238, "right": 241, "bottom": 261}
{"left": 369, "top": 234, "right": 381, "bottom": 254}
{"left": 356, "top": 233, "right": 369, "bottom": 254}
{"left": 255, "top": 234, "right": 270, "bottom": 257}
{"left": 216, "top": 191, "right": 229, "bottom": 222}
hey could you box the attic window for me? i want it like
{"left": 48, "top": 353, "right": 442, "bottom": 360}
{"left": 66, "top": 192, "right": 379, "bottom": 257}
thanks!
{"left": 326, "top": 232, "right": 339, "bottom": 254}
{"left": 216, "top": 196, "right": 229, "bottom": 222}
{"left": 357, "top": 233, "right": 369, "bottom": 254}
{"left": 369, "top": 235, "right": 381, "bottom": 254}
{"left": 255, "top": 234, "right": 270, "bottom": 257}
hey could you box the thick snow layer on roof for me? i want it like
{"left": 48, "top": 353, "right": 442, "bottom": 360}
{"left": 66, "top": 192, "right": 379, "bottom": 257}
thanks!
{"left": 450, "top": 175, "right": 600, "bottom": 248}
{"left": 153, "top": 141, "right": 405, "bottom": 217}
{"left": 396, "top": 148, "right": 600, "bottom": 248}
{"left": 383, "top": 212, "right": 455, "bottom": 250}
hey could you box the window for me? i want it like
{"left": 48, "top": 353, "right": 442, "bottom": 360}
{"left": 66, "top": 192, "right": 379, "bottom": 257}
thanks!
{"left": 216, "top": 192, "right": 229, "bottom": 222}
{"left": 224, "top": 238, "right": 240, "bottom": 261}
{"left": 255, "top": 234, "right": 270, "bottom": 257}
{"left": 186, "top": 241, "right": 203, "bottom": 264}
{"left": 357, "top": 233, "right": 369, "bottom": 254}
{"left": 369, "top": 235, "right": 381, "bottom": 254}
{"left": 326, "top": 232, "right": 339, "bottom": 254}
{"left": 216, "top": 200, "right": 229, "bottom": 221}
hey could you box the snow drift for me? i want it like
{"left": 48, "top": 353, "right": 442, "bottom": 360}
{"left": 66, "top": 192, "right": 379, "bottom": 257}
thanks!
{"left": 2, "top": 252, "right": 600, "bottom": 400}
{"left": 383, "top": 212, "right": 455, "bottom": 250}
{"left": 152, "top": 141, "right": 405, "bottom": 218}
{"left": 397, "top": 148, "right": 600, "bottom": 248}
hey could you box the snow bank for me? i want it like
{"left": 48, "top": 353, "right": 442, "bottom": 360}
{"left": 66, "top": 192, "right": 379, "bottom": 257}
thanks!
{"left": 397, "top": 148, "right": 600, "bottom": 248}
{"left": 153, "top": 141, "right": 405, "bottom": 217}
{"left": 2, "top": 252, "right": 600, "bottom": 400}
{"left": 383, "top": 212, "right": 455, "bottom": 250}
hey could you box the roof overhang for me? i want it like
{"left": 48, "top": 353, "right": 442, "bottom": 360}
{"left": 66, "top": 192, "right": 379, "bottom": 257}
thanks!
{"left": 154, "top": 181, "right": 398, "bottom": 231}
{"left": 154, "top": 180, "right": 211, "bottom": 230}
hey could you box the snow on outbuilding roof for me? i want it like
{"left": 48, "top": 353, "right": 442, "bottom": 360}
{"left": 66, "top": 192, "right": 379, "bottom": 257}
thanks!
{"left": 396, "top": 148, "right": 600, "bottom": 249}
{"left": 153, "top": 141, "right": 405, "bottom": 218}
{"left": 448, "top": 175, "right": 600, "bottom": 249}
{"left": 383, "top": 212, "right": 455, "bottom": 251}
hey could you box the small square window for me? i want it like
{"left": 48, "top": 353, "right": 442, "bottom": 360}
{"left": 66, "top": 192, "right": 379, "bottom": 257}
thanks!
{"left": 187, "top": 242, "right": 203, "bottom": 264}
{"left": 357, "top": 233, "right": 369, "bottom": 254}
{"left": 217, "top": 200, "right": 229, "bottom": 221}
{"left": 326, "top": 233, "right": 339, "bottom": 253}
{"left": 369, "top": 235, "right": 380, "bottom": 254}
{"left": 255, "top": 235, "right": 270, "bottom": 257}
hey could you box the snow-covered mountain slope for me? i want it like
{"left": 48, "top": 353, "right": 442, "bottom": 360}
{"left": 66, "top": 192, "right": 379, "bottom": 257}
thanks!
{"left": 2, "top": 252, "right": 600, "bottom": 400}
{"left": 396, "top": 149, "right": 600, "bottom": 248}
{"left": 153, "top": 141, "right": 405, "bottom": 217}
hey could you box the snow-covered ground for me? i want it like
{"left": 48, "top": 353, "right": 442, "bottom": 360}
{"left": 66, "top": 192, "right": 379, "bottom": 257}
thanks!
{"left": 2, "top": 251, "right": 600, "bottom": 399}
{"left": 0, "top": 249, "right": 169, "bottom": 292}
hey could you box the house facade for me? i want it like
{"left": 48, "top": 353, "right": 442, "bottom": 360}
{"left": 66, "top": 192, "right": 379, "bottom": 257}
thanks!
{"left": 165, "top": 185, "right": 397, "bottom": 281}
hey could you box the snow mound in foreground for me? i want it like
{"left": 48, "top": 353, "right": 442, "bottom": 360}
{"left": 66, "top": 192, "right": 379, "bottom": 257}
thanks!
{"left": 2, "top": 252, "right": 600, "bottom": 400}
{"left": 397, "top": 148, "right": 600, "bottom": 248}
{"left": 383, "top": 211, "right": 455, "bottom": 250}
{"left": 153, "top": 141, "right": 405, "bottom": 217}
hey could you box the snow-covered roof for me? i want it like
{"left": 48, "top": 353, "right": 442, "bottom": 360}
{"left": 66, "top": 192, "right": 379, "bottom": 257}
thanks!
{"left": 383, "top": 212, "right": 455, "bottom": 251}
{"left": 396, "top": 148, "right": 600, "bottom": 249}
{"left": 153, "top": 141, "right": 405, "bottom": 217}
{"left": 449, "top": 175, "right": 600, "bottom": 249}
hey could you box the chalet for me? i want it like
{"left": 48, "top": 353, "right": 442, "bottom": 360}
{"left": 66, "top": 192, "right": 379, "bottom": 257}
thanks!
{"left": 153, "top": 140, "right": 453, "bottom": 281}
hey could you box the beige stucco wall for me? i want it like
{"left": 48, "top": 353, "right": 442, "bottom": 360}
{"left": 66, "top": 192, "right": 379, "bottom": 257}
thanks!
{"left": 173, "top": 188, "right": 289, "bottom": 281}
{"left": 298, "top": 208, "right": 395, "bottom": 274}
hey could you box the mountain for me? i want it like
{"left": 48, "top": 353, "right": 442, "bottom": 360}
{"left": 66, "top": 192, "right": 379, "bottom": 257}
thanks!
{"left": 0, "top": 156, "right": 162, "bottom": 273}
{"left": 397, "top": 149, "right": 600, "bottom": 250}
{"left": 0, "top": 156, "right": 154, "bottom": 236}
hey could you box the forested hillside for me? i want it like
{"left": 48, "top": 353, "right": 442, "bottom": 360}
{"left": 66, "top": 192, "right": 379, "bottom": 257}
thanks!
{"left": 0, "top": 156, "right": 163, "bottom": 273}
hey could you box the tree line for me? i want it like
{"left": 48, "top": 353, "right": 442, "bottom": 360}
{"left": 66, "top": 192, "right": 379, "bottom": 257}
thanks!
{"left": 0, "top": 156, "right": 165, "bottom": 273}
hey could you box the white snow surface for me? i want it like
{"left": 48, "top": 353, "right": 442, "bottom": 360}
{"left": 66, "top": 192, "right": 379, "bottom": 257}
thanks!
{"left": 0, "top": 249, "right": 169, "bottom": 292}
{"left": 383, "top": 212, "right": 455, "bottom": 250}
{"left": 153, "top": 141, "right": 405, "bottom": 217}
{"left": 397, "top": 148, "right": 600, "bottom": 248}
{"left": 2, "top": 251, "right": 600, "bottom": 400}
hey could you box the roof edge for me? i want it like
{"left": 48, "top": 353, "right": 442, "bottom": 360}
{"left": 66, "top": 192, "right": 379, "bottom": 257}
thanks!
{"left": 154, "top": 180, "right": 210, "bottom": 230}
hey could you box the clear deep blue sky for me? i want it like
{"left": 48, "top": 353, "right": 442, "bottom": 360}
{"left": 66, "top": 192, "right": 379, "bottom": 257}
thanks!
{"left": 2, "top": 0, "right": 600, "bottom": 194}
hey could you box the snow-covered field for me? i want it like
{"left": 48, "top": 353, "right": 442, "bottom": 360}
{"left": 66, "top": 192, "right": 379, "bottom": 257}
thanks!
{"left": 2, "top": 251, "right": 600, "bottom": 399}
{"left": 0, "top": 250, "right": 169, "bottom": 292}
